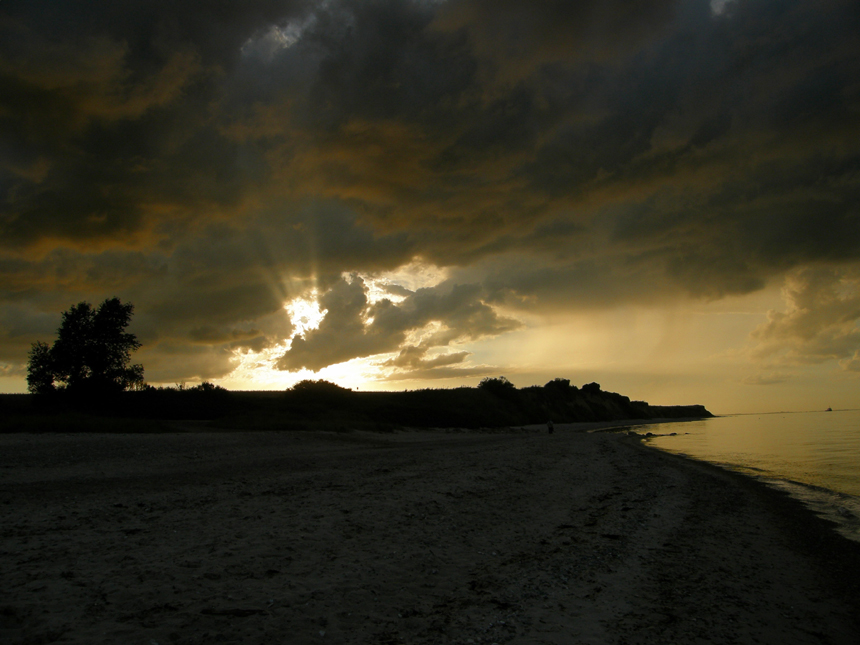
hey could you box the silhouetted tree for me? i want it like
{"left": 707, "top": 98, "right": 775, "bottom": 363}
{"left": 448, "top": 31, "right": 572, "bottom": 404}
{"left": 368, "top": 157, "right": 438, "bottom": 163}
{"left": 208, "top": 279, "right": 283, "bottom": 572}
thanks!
{"left": 26, "top": 297, "right": 144, "bottom": 395}
{"left": 26, "top": 341, "right": 56, "bottom": 394}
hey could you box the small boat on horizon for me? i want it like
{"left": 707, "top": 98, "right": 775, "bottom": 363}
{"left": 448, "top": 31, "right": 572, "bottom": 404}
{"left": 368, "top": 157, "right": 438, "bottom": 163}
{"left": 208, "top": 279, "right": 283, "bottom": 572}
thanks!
{"left": 826, "top": 407, "right": 833, "bottom": 412}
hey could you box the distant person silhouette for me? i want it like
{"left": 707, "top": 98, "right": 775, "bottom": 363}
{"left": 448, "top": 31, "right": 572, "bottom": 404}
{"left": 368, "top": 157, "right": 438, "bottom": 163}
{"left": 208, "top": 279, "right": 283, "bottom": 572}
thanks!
{"left": 547, "top": 420, "right": 554, "bottom": 434}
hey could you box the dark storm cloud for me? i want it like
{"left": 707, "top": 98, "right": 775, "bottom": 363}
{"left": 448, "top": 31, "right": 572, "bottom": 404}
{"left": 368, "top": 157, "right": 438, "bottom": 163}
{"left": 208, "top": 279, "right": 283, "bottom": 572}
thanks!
{"left": 433, "top": 0, "right": 677, "bottom": 78}
{"left": 0, "top": 0, "right": 317, "bottom": 250}
{"left": 2, "top": 0, "right": 860, "bottom": 381}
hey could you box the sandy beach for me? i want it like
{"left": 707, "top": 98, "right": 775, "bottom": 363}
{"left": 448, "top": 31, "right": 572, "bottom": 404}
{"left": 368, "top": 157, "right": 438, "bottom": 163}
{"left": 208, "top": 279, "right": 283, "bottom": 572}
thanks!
{"left": 2, "top": 424, "right": 859, "bottom": 644}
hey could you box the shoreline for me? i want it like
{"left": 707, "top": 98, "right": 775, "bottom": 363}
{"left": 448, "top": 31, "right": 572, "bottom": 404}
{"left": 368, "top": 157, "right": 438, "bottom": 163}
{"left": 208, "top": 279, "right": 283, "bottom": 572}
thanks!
{"left": 635, "top": 415, "right": 860, "bottom": 545}
{"left": 2, "top": 425, "right": 859, "bottom": 643}
{"left": 627, "top": 434, "right": 860, "bottom": 617}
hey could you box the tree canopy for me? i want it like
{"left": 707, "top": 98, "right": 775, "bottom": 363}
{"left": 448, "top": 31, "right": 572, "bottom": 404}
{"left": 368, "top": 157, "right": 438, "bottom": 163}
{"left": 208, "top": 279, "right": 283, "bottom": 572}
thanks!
{"left": 27, "top": 297, "right": 144, "bottom": 395}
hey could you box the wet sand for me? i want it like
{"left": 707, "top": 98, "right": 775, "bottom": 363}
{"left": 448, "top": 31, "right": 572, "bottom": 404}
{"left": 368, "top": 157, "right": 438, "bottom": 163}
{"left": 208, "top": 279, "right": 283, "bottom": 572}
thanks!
{"left": 2, "top": 425, "right": 860, "bottom": 644}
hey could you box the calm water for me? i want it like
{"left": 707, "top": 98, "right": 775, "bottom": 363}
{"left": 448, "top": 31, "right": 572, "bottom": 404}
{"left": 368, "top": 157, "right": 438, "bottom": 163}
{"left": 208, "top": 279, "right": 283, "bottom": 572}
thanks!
{"left": 644, "top": 409, "right": 860, "bottom": 542}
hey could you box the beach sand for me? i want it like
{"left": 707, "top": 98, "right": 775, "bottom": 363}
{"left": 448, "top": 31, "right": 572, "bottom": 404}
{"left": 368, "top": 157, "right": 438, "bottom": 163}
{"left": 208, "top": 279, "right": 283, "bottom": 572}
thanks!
{"left": 2, "top": 424, "right": 859, "bottom": 644}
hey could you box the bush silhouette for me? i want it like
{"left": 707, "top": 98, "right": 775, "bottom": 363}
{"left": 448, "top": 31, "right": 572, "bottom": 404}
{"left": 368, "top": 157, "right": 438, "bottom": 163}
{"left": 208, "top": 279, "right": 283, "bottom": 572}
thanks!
{"left": 478, "top": 376, "right": 520, "bottom": 402}
{"left": 289, "top": 379, "right": 351, "bottom": 396}
{"left": 544, "top": 378, "right": 575, "bottom": 396}
{"left": 581, "top": 382, "right": 602, "bottom": 395}
{"left": 26, "top": 297, "right": 144, "bottom": 396}
{"left": 286, "top": 379, "right": 353, "bottom": 407}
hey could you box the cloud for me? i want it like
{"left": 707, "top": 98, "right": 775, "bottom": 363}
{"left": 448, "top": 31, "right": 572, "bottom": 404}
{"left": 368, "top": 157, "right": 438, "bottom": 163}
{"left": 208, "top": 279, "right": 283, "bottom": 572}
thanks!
{"left": 749, "top": 265, "right": 860, "bottom": 369}
{"left": 709, "top": 0, "right": 740, "bottom": 17}
{"left": 2, "top": 0, "right": 860, "bottom": 385}
{"left": 432, "top": 0, "right": 678, "bottom": 87}
{"left": 383, "top": 346, "right": 472, "bottom": 370}
{"left": 276, "top": 275, "right": 521, "bottom": 373}
{"left": 0, "top": 1, "right": 315, "bottom": 253}
{"left": 188, "top": 325, "right": 264, "bottom": 347}
{"left": 839, "top": 352, "right": 860, "bottom": 373}
{"left": 5, "top": 0, "right": 860, "bottom": 276}
{"left": 139, "top": 342, "right": 240, "bottom": 384}
{"left": 382, "top": 363, "right": 500, "bottom": 382}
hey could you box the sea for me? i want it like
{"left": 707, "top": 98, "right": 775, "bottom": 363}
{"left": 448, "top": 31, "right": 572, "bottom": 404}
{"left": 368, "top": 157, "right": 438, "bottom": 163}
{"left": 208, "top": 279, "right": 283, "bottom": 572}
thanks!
{"left": 643, "top": 409, "right": 860, "bottom": 543}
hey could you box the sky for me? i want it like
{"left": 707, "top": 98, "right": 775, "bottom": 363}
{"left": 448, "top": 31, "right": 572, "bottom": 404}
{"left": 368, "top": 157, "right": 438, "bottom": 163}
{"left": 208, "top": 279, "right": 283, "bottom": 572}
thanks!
{"left": 1, "top": 0, "right": 859, "bottom": 414}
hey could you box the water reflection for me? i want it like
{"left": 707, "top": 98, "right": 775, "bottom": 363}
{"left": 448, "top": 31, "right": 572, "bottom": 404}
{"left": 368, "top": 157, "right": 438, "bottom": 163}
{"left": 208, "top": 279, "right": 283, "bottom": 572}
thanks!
{"left": 645, "top": 409, "right": 860, "bottom": 541}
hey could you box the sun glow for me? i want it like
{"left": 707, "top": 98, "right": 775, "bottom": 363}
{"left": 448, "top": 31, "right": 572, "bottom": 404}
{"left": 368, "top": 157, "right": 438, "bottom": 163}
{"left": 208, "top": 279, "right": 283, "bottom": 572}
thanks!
{"left": 217, "top": 260, "right": 469, "bottom": 391}
{"left": 284, "top": 291, "right": 326, "bottom": 336}
{"left": 219, "top": 344, "right": 392, "bottom": 392}
{"left": 217, "top": 288, "right": 388, "bottom": 391}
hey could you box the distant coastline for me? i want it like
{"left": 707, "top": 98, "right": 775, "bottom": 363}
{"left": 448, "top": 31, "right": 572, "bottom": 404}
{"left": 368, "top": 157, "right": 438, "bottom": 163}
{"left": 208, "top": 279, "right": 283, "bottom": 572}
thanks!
{"left": 0, "top": 378, "right": 711, "bottom": 433}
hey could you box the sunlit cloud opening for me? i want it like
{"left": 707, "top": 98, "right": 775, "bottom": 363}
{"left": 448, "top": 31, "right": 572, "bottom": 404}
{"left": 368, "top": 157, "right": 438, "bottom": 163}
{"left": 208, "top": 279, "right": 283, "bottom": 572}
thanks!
{"left": 219, "top": 285, "right": 382, "bottom": 390}
{"left": 285, "top": 291, "right": 326, "bottom": 337}
{"left": 353, "top": 259, "right": 451, "bottom": 305}
{"left": 220, "top": 259, "right": 494, "bottom": 390}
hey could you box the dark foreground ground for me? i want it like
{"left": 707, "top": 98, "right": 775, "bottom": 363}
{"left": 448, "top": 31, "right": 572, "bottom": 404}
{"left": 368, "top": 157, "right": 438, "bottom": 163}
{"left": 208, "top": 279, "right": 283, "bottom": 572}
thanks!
{"left": 2, "top": 424, "right": 859, "bottom": 644}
